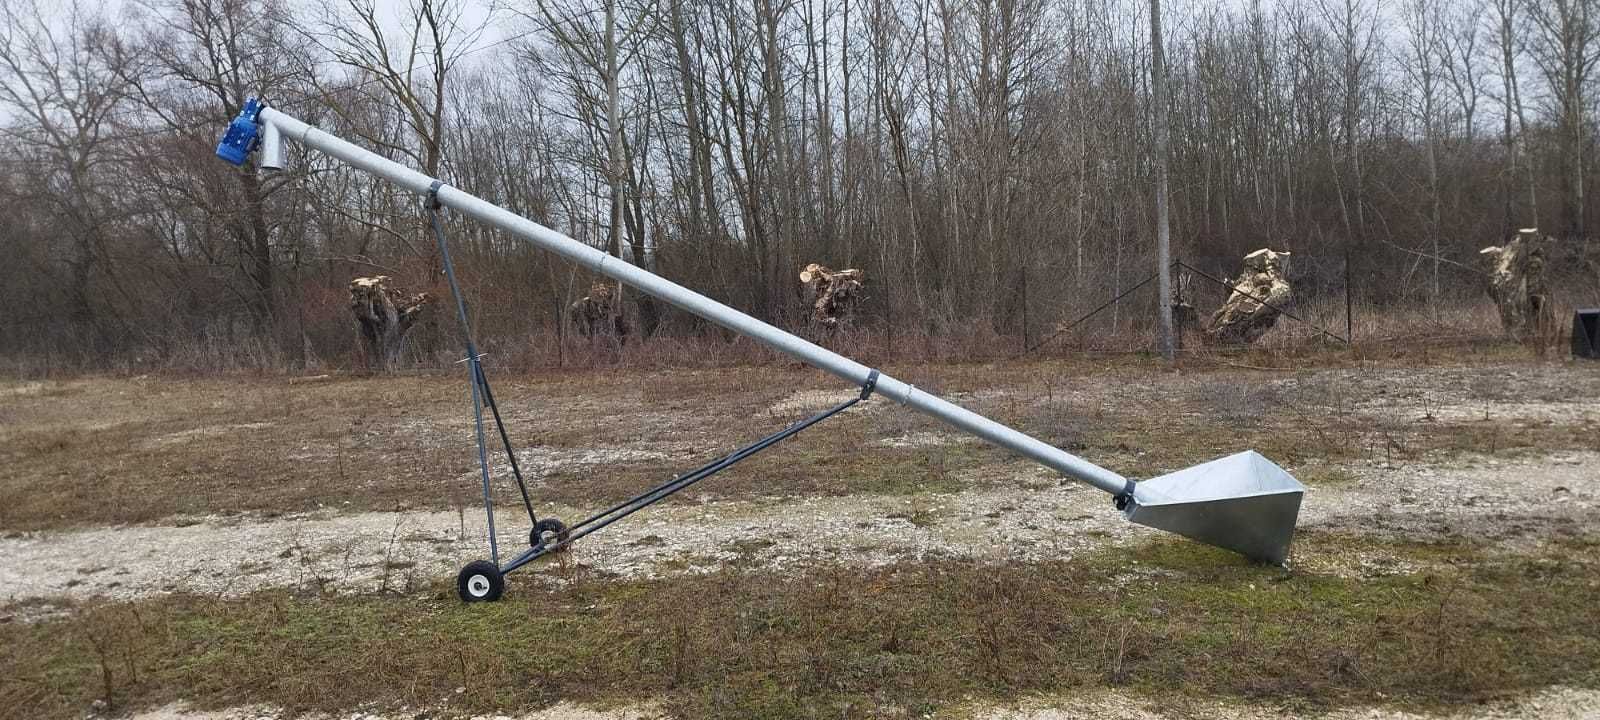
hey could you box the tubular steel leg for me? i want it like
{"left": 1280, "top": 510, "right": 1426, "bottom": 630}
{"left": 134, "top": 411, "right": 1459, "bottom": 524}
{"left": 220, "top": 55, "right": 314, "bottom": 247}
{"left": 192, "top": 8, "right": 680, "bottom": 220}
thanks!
{"left": 429, "top": 186, "right": 501, "bottom": 567}
{"left": 475, "top": 369, "right": 537, "bottom": 525}
{"left": 466, "top": 358, "right": 499, "bottom": 566}
{"left": 570, "top": 393, "right": 862, "bottom": 532}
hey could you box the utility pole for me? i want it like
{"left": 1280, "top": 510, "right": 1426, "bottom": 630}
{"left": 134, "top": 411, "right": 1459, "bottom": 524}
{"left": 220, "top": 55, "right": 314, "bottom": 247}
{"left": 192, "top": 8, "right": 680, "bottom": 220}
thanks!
{"left": 1150, "top": 0, "right": 1175, "bottom": 363}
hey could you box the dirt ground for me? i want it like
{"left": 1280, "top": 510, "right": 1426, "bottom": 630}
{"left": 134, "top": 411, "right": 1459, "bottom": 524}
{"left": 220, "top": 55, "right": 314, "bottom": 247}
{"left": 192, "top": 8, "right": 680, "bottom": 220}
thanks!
{"left": 3, "top": 356, "right": 1599, "bottom": 718}
{"left": 116, "top": 684, "right": 1600, "bottom": 720}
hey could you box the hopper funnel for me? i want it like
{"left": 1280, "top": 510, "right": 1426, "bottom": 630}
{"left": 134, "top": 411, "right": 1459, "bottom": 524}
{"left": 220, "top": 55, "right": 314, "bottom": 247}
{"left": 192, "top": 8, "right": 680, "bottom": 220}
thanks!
{"left": 1124, "top": 451, "right": 1305, "bottom": 565}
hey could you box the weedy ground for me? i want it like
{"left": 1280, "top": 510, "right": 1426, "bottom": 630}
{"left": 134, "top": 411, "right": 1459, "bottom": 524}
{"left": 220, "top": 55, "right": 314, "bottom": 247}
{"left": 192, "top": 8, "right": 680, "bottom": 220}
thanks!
{"left": 2, "top": 343, "right": 1598, "bottom": 719}
{"left": 3, "top": 343, "right": 1594, "bottom": 531}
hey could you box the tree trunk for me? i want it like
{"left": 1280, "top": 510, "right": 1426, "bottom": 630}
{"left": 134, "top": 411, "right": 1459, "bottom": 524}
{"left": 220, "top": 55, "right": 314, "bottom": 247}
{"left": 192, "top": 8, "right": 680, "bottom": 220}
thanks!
{"left": 1151, "top": 0, "right": 1175, "bottom": 362}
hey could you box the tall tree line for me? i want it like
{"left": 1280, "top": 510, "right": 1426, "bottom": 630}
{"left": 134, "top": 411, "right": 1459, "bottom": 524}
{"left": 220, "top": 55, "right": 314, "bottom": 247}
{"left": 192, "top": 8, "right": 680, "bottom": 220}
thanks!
{"left": 2, "top": 0, "right": 1596, "bottom": 369}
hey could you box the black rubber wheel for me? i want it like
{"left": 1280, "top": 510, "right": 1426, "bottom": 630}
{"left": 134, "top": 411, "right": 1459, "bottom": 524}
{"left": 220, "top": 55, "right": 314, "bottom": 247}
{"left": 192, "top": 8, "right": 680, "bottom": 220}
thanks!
{"left": 456, "top": 560, "right": 504, "bottom": 602}
{"left": 530, "top": 518, "right": 571, "bottom": 552}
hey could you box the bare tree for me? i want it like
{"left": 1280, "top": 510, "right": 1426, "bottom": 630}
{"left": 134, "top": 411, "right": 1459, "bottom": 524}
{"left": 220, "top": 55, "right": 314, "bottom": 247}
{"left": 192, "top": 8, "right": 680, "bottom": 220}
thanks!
{"left": 0, "top": 0, "right": 134, "bottom": 342}
{"left": 1401, "top": 0, "right": 1445, "bottom": 300}
{"left": 309, "top": 0, "right": 484, "bottom": 179}
{"left": 1525, "top": 0, "right": 1600, "bottom": 237}
{"left": 520, "top": 0, "right": 661, "bottom": 333}
{"left": 1439, "top": 0, "right": 1485, "bottom": 139}
{"left": 1491, "top": 0, "right": 1537, "bottom": 230}
{"left": 1317, "top": 0, "right": 1382, "bottom": 243}
{"left": 1151, "top": 0, "right": 1174, "bottom": 359}
{"left": 7, "top": 0, "right": 1600, "bottom": 369}
{"left": 120, "top": 0, "right": 309, "bottom": 331}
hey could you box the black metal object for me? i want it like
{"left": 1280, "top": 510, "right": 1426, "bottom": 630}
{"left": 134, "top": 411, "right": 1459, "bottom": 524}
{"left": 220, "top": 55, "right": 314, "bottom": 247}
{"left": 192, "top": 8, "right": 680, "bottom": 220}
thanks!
{"left": 475, "top": 370, "right": 538, "bottom": 525}
{"left": 531, "top": 517, "right": 570, "bottom": 551}
{"left": 1575, "top": 309, "right": 1600, "bottom": 359}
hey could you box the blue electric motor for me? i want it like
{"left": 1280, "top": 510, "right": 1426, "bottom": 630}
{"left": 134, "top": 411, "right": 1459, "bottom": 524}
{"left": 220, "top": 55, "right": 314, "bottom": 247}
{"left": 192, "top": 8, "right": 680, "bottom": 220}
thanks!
{"left": 215, "top": 97, "right": 263, "bottom": 167}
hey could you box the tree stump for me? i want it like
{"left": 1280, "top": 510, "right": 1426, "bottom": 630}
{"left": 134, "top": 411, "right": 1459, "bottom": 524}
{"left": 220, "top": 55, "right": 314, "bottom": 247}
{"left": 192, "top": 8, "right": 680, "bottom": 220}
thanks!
{"left": 568, "top": 282, "right": 630, "bottom": 339}
{"left": 799, "top": 263, "right": 865, "bottom": 330}
{"left": 349, "top": 276, "right": 431, "bottom": 372}
{"left": 1205, "top": 249, "right": 1292, "bottom": 345}
{"left": 1480, "top": 229, "right": 1555, "bottom": 344}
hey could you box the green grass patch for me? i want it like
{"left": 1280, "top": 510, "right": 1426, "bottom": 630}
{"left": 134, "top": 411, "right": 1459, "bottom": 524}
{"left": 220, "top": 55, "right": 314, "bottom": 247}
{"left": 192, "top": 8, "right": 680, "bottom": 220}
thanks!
{"left": 4, "top": 537, "right": 1598, "bottom": 719}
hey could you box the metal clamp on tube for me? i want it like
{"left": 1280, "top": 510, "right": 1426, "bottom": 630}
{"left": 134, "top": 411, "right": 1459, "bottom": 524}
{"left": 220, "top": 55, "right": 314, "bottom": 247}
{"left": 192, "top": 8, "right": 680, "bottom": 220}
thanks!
{"left": 860, "top": 369, "right": 880, "bottom": 400}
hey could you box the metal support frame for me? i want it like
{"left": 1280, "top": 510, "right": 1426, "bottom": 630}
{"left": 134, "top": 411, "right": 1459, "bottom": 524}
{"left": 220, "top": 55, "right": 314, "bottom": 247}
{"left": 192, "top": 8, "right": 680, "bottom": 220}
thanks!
{"left": 500, "top": 377, "right": 875, "bottom": 574}
{"left": 431, "top": 172, "right": 881, "bottom": 573}
{"left": 427, "top": 183, "right": 540, "bottom": 566}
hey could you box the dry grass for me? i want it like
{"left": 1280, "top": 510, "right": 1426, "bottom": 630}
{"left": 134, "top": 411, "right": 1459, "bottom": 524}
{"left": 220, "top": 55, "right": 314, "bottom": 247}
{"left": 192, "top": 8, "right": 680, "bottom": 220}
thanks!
{"left": 4, "top": 342, "right": 1598, "bottom": 720}
{"left": 4, "top": 352, "right": 1597, "bottom": 531}
{"left": 1, "top": 295, "right": 1549, "bottom": 377}
{"left": 3, "top": 533, "right": 1598, "bottom": 720}
{"left": 0, "top": 369, "right": 826, "bottom": 530}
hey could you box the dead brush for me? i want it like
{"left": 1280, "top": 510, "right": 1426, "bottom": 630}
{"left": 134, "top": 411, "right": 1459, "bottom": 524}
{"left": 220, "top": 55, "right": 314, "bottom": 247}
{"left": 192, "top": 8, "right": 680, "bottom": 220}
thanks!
{"left": 1280, "top": 372, "right": 1359, "bottom": 457}
{"left": 73, "top": 603, "right": 162, "bottom": 713}
{"left": 961, "top": 561, "right": 1058, "bottom": 690}
{"left": 1102, "top": 621, "right": 1134, "bottom": 686}
{"left": 993, "top": 377, "right": 1094, "bottom": 450}
{"left": 667, "top": 615, "right": 693, "bottom": 689}
{"left": 1183, "top": 376, "right": 1284, "bottom": 428}
{"left": 1416, "top": 573, "right": 1485, "bottom": 697}
{"left": 377, "top": 514, "right": 413, "bottom": 595}
{"left": 0, "top": 286, "right": 1554, "bottom": 377}
{"left": 1341, "top": 298, "right": 1501, "bottom": 347}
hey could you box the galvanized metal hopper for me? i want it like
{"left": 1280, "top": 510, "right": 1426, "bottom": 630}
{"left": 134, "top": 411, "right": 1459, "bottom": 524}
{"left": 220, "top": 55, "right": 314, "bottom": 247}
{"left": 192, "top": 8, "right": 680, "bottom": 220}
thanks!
{"left": 1126, "top": 451, "right": 1304, "bottom": 564}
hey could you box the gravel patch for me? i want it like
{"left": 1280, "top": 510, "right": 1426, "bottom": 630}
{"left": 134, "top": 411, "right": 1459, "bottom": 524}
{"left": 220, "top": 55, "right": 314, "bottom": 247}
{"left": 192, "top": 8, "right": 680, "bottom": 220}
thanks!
{"left": 113, "top": 685, "right": 1600, "bottom": 720}
{"left": 463, "top": 445, "right": 678, "bottom": 484}
{"left": 876, "top": 431, "right": 977, "bottom": 449}
{"left": 4, "top": 452, "right": 1597, "bottom": 606}
{"left": 768, "top": 387, "right": 884, "bottom": 415}
{"left": 140, "top": 422, "right": 276, "bottom": 450}
{"left": 0, "top": 380, "right": 54, "bottom": 398}
{"left": 1305, "top": 451, "right": 1600, "bottom": 542}
{"left": 968, "top": 685, "right": 1600, "bottom": 719}
{"left": 0, "top": 480, "right": 1145, "bottom": 605}
{"left": 122, "top": 700, "right": 663, "bottom": 720}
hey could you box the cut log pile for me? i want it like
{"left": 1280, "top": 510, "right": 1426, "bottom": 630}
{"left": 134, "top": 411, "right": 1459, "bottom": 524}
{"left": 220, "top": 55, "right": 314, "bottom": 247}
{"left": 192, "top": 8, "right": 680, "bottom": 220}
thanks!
{"left": 349, "top": 276, "right": 430, "bottom": 371}
{"left": 1205, "top": 248, "right": 1292, "bottom": 345}
{"left": 1480, "top": 229, "right": 1555, "bottom": 343}
{"left": 799, "top": 263, "right": 865, "bottom": 328}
